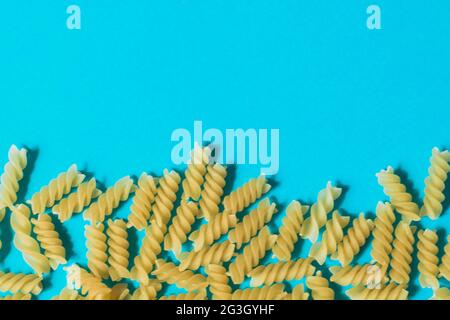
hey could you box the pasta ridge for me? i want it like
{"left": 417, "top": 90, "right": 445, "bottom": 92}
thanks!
{"left": 150, "top": 169, "right": 181, "bottom": 227}
{"left": 205, "top": 264, "right": 232, "bottom": 300}
{"left": 439, "top": 235, "right": 450, "bottom": 281}
{"left": 0, "top": 145, "right": 27, "bottom": 210}
{"left": 85, "top": 222, "right": 109, "bottom": 279}
{"left": 199, "top": 163, "right": 227, "bottom": 221}
{"left": 182, "top": 145, "right": 210, "bottom": 201}
{"left": 0, "top": 271, "right": 42, "bottom": 295}
{"left": 127, "top": 173, "right": 158, "bottom": 230}
{"left": 107, "top": 219, "right": 130, "bottom": 281}
{"left": 389, "top": 221, "right": 417, "bottom": 284}
{"left": 178, "top": 240, "right": 235, "bottom": 271}
{"left": 417, "top": 229, "right": 439, "bottom": 289}
{"left": 370, "top": 202, "right": 396, "bottom": 266}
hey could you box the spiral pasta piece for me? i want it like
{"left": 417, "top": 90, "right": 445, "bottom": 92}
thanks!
{"left": 130, "top": 283, "right": 161, "bottom": 300}
{"left": 127, "top": 173, "right": 158, "bottom": 230}
{"left": 332, "top": 213, "right": 374, "bottom": 266}
{"left": 272, "top": 200, "right": 308, "bottom": 261}
{"left": 283, "top": 284, "right": 309, "bottom": 300}
{"left": 164, "top": 199, "right": 199, "bottom": 256}
{"left": 439, "top": 235, "right": 450, "bottom": 281}
{"left": 199, "top": 163, "right": 227, "bottom": 221}
{"left": 308, "top": 210, "right": 349, "bottom": 265}
{"left": 150, "top": 169, "right": 181, "bottom": 227}
{"left": 0, "top": 271, "right": 42, "bottom": 295}
{"left": 10, "top": 204, "right": 50, "bottom": 275}
{"left": 52, "top": 178, "right": 102, "bottom": 223}
{"left": 231, "top": 284, "right": 286, "bottom": 300}
{"left": 330, "top": 264, "right": 387, "bottom": 287}
{"left": 189, "top": 210, "right": 237, "bottom": 251}
{"left": 376, "top": 166, "right": 420, "bottom": 221}
{"left": 182, "top": 145, "right": 210, "bottom": 201}
{"left": 248, "top": 258, "right": 316, "bottom": 287}
{"left": 179, "top": 240, "right": 235, "bottom": 271}
{"left": 77, "top": 266, "right": 111, "bottom": 300}
{"left": 417, "top": 229, "right": 439, "bottom": 289}
{"left": 370, "top": 202, "right": 396, "bottom": 266}
{"left": 300, "top": 182, "right": 342, "bottom": 243}
{"left": 107, "top": 219, "right": 129, "bottom": 281}
{"left": 205, "top": 264, "right": 232, "bottom": 300}
{"left": 31, "top": 213, "right": 66, "bottom": 269}
{"left": 0, "top": 208, "right": 5, "bottom": 250}
{"left": 107, "top": 283, "right": 130, "bottom": 300}
{"left": 85, "top": 223, "right": 109, "bottom": 279}
{"left": 227, "top": 227, "right": 277, "bottom": 284}
{"left": 420, "top": 148, "right": 450, "bottom": 219}
{"left": 152, "top": 259, "right": 208, "bottom": 291}
{"left": 223, "top": 176, "right": 271, "bottom": 215}
{"left": 28, "top": 164, "right": 85, "bottom": 215}
{"left": 346, "top": 283, "right": 408, "bottom": 300}
{"left": 0, "top": 145, "right": 27, "bottom": 210}
{"left": 388, "top": 221, "right": 416, "bottom": 285}
{"left": 431, "top": 287, "right": 450, "bottom": 300}
{"left": 51, "top": 288, "right": 83, "bottom": 300}
{"left": 0, "top": 292, "right": 32, "bottom": 300}
{"left": 83, "top": 176, "right": 135, "bottom": 224}
{"left": 306, "top": 271, "right": 334, "bottom": 300}
{"left": 159, "top": 291, "right": 206, "bottom": 300}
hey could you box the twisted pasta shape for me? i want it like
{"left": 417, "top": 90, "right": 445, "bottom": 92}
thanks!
{"left": 0, "top": 271, "right": 42, "bottom": 294}
{"left": 421, "top": 148, "right": 450, "bottom": 219}
{"left": 159, "top": 291, "right": 206, "bottom": 300}
{"left": 83, "top": 176, "right": 135, "bottom": 224}
{"left": 77, "top": 266, "right": 111, "bottom": 300}
{"left": 0, "top": 208, "right": 5, "bottom": 250}
{"left": 152, "top": 259, "right": 208, "bottom": 291}
{"left": 85, "top": 223, "right": 108, "bottom": 279}
{"left": 376, "top": 166, "right": 420, "bottom": 221}
{"left": 306, "top": 271, "right": 335, "bottom": 300}
{"left": 417, "top": 229, "right": 439, "bottom": 289}
{"left": 107, "top": 219, "right": 129, "bottom": 281}
{"left": 439, "top": 235, "right": 450, "bottom": 281}
{"left": 222, "top": 176, "right": 271, "bottom": 215}
{"left": 272, "top": 200, "right": 308, "bottom": 261}
{"left": 29, "top": 164, "right": 85, "bottom": 214}
{"left": 300, "top": 181, "right": 342, "bottom": 243}
{"left": 31, "top": 213, "right": 66, "bottom": 269}
{"left": 179, "top": 240, "right": 235, "bottom": 271}
{"left": 127, "top": 173, "right": 158, "bottom": 230}
{"left": 227, "top": 227, "right": 277, "bottom": 284}
{"left": 332, "top": 213, "right": 374, "bottom": 266}
{"left": 10, "top": 204, "right": 50, "bottom": 275}
{"left": 182, "top": 145, "right": 209, "bottom": 201}
{"left": 51, "top": 288, "right": 83, "bottom": 300}
{"left": 231, "top": 284, "right": 286, "bottom": 300}
{"left": 309, "top": 210, "right": 350, "bottom": 265}
{"left": 150, "top": 169, "right": 181, "bottom": 227}
{"left": 248, "top": 258, "right": 316, "bottom": 287}
{"left": 284, "top": 284, "right": 309, "bottom": 300}
{"left": 0, "top": 145, "right": 27, "bottom": 210}
{"left": 199, "top": 163, "right": 227, "bottom": 221}
{"left": 164, "top": 199, "right": 199, "bottom": 256}
{"left": 0, "top": 292, "right": 31, "bottom": 300}
{"left": 52, "top": 178, "right": 101, "bottom": 223}
{"left": 330, "top": 264, "right": 387, "bottom": 287}
{"left": 370, "top": 202, "right": 396, "bottom": 266}
{"left": 189, "top": 210, "right": 237, "bottom": 251}
{"left": 228, "top": 198, "right": 276, "bottom": 249}
{"left": 389, "top": 221, "right": 416, "bottom": 284}
{"left": 205, "top": 264, "right": 232, "bottom": 300}
{"left": 432, "top": 287, "right": 450, "bottom": 300}
{"left": 130, "top": 283, "right": 162, "bottom": 300}
{"left": 346, "top": 283, "right": 408, "bottom": 300}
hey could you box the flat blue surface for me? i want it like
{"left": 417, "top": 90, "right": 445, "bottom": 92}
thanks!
{"left": 1, "top": 0, "right": 450, "bottom": 300}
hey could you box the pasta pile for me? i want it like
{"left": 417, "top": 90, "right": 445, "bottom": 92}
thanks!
{"left": 0, "top": 144, "right": 449, "bottom": 300}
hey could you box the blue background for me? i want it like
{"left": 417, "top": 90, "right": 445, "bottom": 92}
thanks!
{"left": 1, "top": 0, "right": 449, "bottom": 300}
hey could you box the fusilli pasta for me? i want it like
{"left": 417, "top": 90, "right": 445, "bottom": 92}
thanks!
{"left": 230, "top": 284, "right": 286, "bottom": 300}
{"left": 389, "top": 221, "right": 417, "bottom": 285}
{"left": 439, "top": 235, "right": 450, "bottom": 281}
{"left": 0, "top": 271, "right": 42, "bottom": 295}
{"left": 107, "top": 219, "right": 130, "bottom": 281}
{"left": 199, "top": 163, "right": 227, "bottom": 221}
{"left": 85, "top": 222, "right": 109, "bottom": 279}
{"left": 178, "top": 240, "right": 235, "bottom": 271}
{"left": 306, "top": 271, "right": 334, "bottom": 300}
{"left": 159, "top": 291, "right": 206, "bottom": 300}
{"left": 0, "top": 145, "right": 27, "bottom": 210}
{"left": 152, "top": 259, "right": 208, "bottom": 291}
{"left": 127, "top": 173, "right": 158, "bottom": 230}
{"left": 283, "top": 284, "right": 309, "bottom": 300}
{"left": 346, "top": 283, "right": 408, "bottom": 300}
{"left": 417, "top": 229, "right": 439, "bottom": 289}
{"left": 182, "top": 145, "right": 209, "bottom": 201}
{"left": 370, "top": 202, "right": 396, "bottom": 267}
{"left": 330, "top": 264, "right": 387, "bottom": 287}
{"left": 0, "top": 292, "right": 31, "bottom": 300}
{"left": 150, "top": 169, "right": 181, "bottom": 227}
{"left": 205, "top": 264, "right": 232, "bottom": 300}
{"left": 431, "top": 287, "right": 450, "bottom": 300}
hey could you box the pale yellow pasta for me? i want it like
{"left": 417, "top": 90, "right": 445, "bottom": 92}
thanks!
{"left": 205, "top": 264, "right": 232, "bottom": 300}
{"left": 28, "top": 164, "right": 85, "bottom": 214}
{"left": 231, "top": 284, "right": 286, "bottom": 300}
{"left": 306, "top": 271, "right": 334, "bottom": 300}
{"left": 417, "top": 229, "right": 439, "bottom": 289}
{"left": 85, "top": 223, "right": 108, "bottom": 279}
{"left": 199, "top": 163, "right": 227, "bottom": 221}
{"left": 10, "top": 204, "right": 50, "bottom": 275}
{"left": 283, "top": 284, "right": 309, "bottom": 300}
{"left": 420, "top": 147, "right": 450, "bottom": 219}
{"left": 370, "top": 202, "right": 396, "bottom": 266}
{"left": 152, "top": 259, "right": 207, "bottom": 291}
{"left": 439, "top": 235, "right": 450, "bottom": 281}
{"left": 227, "top": 226, "right": 277, "bottom": 284}
{"left": 0, "top": 208, "right": 5, "bottom": 250}
{"left": 150, "top": 169, "right": 181, "bottom": 227}
{"left": 51, "top": 288, "right": 83, "bottom": 300}
{"left": 431, "top": 287, "right": 450, "bottom": 300}
{"left": 300, "top": 181, "right": 342, "bottom": 243}
{"left": 31, "top": 213, "right": 66, "bottom": 269}
{"left": 376, "top": 166, "right": 420, "bottom": 221}
{"left": 66, "top": 265, "right": 111, "bottom": 300}
{"left": 107, "top": 219, "right": 129, "bottom": 281}
{"left": 127, "top": 173, "right": 158, "bottom": 230}
{"left": 248, "top": 258, "right": 316, "bottom": 287}
{"left": 222, "top": 176, "right": 271, "bottom": 215}
{"left": 52, "top": 178, "right": 102, "bottom": 223}
{"left": 109, "top": 283, "right": 131, "bottom": 300}
{"left": 389, "top": 221, "right": 417, "bottom": 285}
{"left": 330, "top": 264, "right": 388, "bottom": 287}
{"left": 178, "top": 240, "right": 235, "bottom": 271}
{"left": 83, "top": 176, "right": 135, "bottom": 224}
{"left": 182, "top": 145, "right": 209, "bottom": 201}
{"left": 159, "top": 291, "right": 206, "bottom": 300}
{"left": 228, "top": 198, "right": 276, "bottom": 250}
{"left": 0, "top": 145, "right": 27, "bottom": 210}
{"left": 332, "top": 213, "right": 374, "bottom": 266}
{"left": 0, "top": 271, "right": 42, "bottom": 295}
{"left": 0, "top": 292, "right": 31, "bottom": 300}
{"left": 130, "top": 280, "right": 162, "bottom": 300}
{"left": 346, "top": 283, "right": 408, "bottom": 300}
{"left": 308, "top": 210, "right": 349, "bottom": 265}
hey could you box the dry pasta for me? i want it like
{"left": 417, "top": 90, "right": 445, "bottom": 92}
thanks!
{"left": 329, "top": 264, "right": 387, "bottom": 287}
{"left": 440, "top": 235, "right": 450, "bottom": 281}
{"left": 66, "top": 265, "right": 111, "bottom": 300}
{"left": 51, "top": 288, "right": 83, "bottom": 300}
{"left": 0, "top": 292, "right": 32, "bottom": 300}
{"left": 346, "top": 283, "right": 408, "bottom": 300}
{"left": 0, "top": 145, "right": 27, "bottom": 210}
{"left": 370, "top": 202, "right": 396, "bottom": 267}
{"left": 181, "top": 145, "right": 209, "bottom": 201}
{"left": 283, "top": 284, "right": 309, "bottom": 300}
{"left": 0, "top": 271, "right": 42, "bottom": 295}
{"left": 417, "top": 229, "right": 439, "bottom": 289}
{"left": 205, "top": 264, "right": 232, "bottom": 300}
{"left": 230, "top": 284, "right": 286, "bottom": 300}
{"left": 85, "top": 223, "right": 109, "bottom": 279}
{"left": 159, "top": 291, "right": 206, "bottom": 300}
{"left": 107, "top": 219, "right": 130, "bottom": 281}
{"left": 199, "top": 163, "right": 227, "bottom": 221}
{"left": 178, "top": 240, "right": 235, "bottom": 271}
{"left": 431, "top": 287, "right": 450, "bottom": 300}
{"left": 389, "top": 221, "right": 417, "bottom": 285}
{"left": 127, "top": 173, "right": 158, "bottom": 230}
{"left": 149, "top": 169, "right": 181, "bottom": 227}
{"left": 152, "top": 259, "right": 208, "bottom": 291}
{"left": 306, "top": 271, "right": 334, "bottom": 300}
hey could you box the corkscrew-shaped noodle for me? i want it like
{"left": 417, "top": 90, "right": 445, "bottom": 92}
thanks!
{"left": 439, "top": 235, "right": 450, "bottom": 281}
{"left": 52, "top": 178, "right": 102, "bottom": 223}
{"left": 417, "top": 229, "right": 439, "bottom": 289}
{"left": 306, "top": 271, "right": 334, "bottom": 300}
{"left": 205, "top": 264, "right": 232, "bottom": 300}
{"left": 0, "top": 271, "right": 42, "bottom": 295}
{"left": 228, "top": 198, "right": 276, "bottom": 249}
{"left": 300, "top": 182, "right": 342, "bottom": 243}
{"left": 222, "top": 176, "right": 271, "bottom": 215}
{"left": 51, "top": 288, "right": 83, "bottom": 300}
{"left": 178, "top": 240, "right": 235, "bottom": 271}
{"left": 248, "top": 258, "right": 316, "bottom": 287}
{"left": 283, "top": 284, "right": 309, "bottom": 300}
{"left": 309, "top": 210, "right": 349, "bottom": 265}
{"left": 31, "top": 213, "right": 66, "bottom": 269}
{"left": 431, "top": 287, "right": 450, "bottom": 300}
{"left": 346, "top": 283, "right": 408, "bottom": 300}
{"left": 77, "top": 266, "right": 111, "bottom": 300}
{"left": 10, "top": 204, "right": 50, "bottom": 275}
{"left": 152, "top": 259, "right": 207, "bottom": 291}
{"left": 389, "top": 221, "right": 416, "bottom": 284}
{"left": 107, "top": 283, "right": 130, "bottom": 300}
{"left": 130, "top": 283, "right": 162, "bottom": 300}
{"left": 182, "top": 145, "right": 209, "bottom": 201}
{"left": 376, "top": 166, "right": 420, "bottom": 221}
{"left": 0, "top": 292, "right": 31, "bottom": 300}
{"left": 85, "top": 223, "right": 108, "bottom": 279}
{"left": 230, "top": 284, "right": 286, "bottom": 300}
{"left": 159, "top": 291, "right": 206, "bottom": 300}
{"left": 0, "top": 145, "right": 27, "bottom": 210}
{"left": 370, "top": 202, "right": 396, "bottom": 266}
{"left": 28, "top": 164, "right": 85, "bottom": 214}
{"left": 127, "top": 173, "right": 158, "bottom": 230}
{"left": 199, "top": 163, "right": 227, "bottom": 221}
{"left": 150, "top": 169, "right": 181, "bottom": 227}
{"left": 330, "top": 264, "right": 387, "bottom": 287}
{"left": 107, "top": 219, "right": 129, "bottom": 281}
